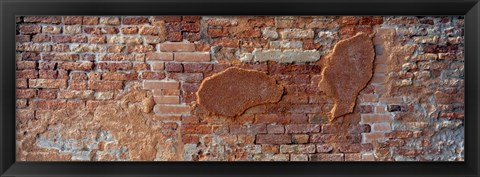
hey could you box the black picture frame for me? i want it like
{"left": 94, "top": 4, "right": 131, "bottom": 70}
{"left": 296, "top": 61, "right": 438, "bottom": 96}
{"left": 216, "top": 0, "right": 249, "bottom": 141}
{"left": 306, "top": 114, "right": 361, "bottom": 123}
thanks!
{"left": 1, "top": 0, "right": 479, "bottom": 176}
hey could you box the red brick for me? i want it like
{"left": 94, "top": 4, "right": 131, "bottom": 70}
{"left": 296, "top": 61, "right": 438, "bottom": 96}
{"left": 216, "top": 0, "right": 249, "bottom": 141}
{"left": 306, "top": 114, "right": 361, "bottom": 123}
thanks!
{"left": 363, "top": 133, "right": 386, "bottom": 143}
{"left": 143, "top": 81, "right": 179, "bottom": 89}
{"left": 16, "top": 79, "right": 27, "bottom": 88}
{"left": 167, "top": 32, "right": 182, "bottom": 41}
{"left": 89, "top": 80, "right": 123, "bottom": 91}
{"left": 159, "top": 43, "right": 195, "bottom": 52}
{"left": 183, "top": 63, "right": 213, "bottom": 73}
{"left": 89, "top": 35, "right": 107, "bottom": 44}
{"left": 42, "top": 53, "right": 79, "bottom": 61}
{"left": 97, "top": 62, "right": 132, "bottom": 70}
{"left": 63, "top": 16, "right": 83, "bottom": 25}
{"left": 38, "top": 70, "right": 58, "bottom": 79}
{"left": 256, "top": 134, "right": 291, "bottom": 144}
{"left": 267, "top": 125, "right": 284, "bottom": 134}
{"left": 145, "top": 52, "right": 174, "bottom": 61}
{"left": 82, "top": 16, "right": 99, "bottom": 25}
{"left": 16, "top": 89, "right": 36, "bottom": 99}
{"left": 208, "top": 28, "right": 229, "bottom": 37}
{"left": 139, "top": 26, "right": 159, "bottom": 35}
{"left": 37, "top": 89, "right": 58, "bottom": 99}
{"left": 29, "top": 79, "right": 67, "bottom": 89}
{"left": 309, "top": 154, "right": 344, "bottom": 161}
{"left": 167, "top": 73, "right": 203, "bottom": 83}
{"left": 30, "top": 100, "right": 66, "bottom": 110}
{"left": 361, "top": 114, "right": 392, "bottom": 124}
{"left": 52, "top": 36, "right": 72, "bottom": 43}
{"left": 154, "top": 105, "right": 191, "bottom": 114}
{"left": 154, "top": 96, "right": 180, "bottom": 104}
{"left": 21, "top": 52, "right": 40, "bottom": 60}
{"left": 24, "top": 16, "right": 62, "bottom": 24}
{"left": 230, "top": 124, "right": 267, "bottom": 135}
{"left": 57, "top": 62, "right": 94, "bottom": 70}
{"left": 157, "top": 89, "right": 180, "bottom": 96}
{"left": 140, "top": 72, "right": 165, "bottom": 80}
{"left": 69, "top": 80, "right": 88, "bottom": 90}
{"left": 316, "top": 144, "right": 334, "bottom": 153}
{"left": 18, "top": 25, "right": 41, "bottom": 34}
{"left": 16, "top": 70, "right": 37, "bottom": 79}
{"left": 86, "top": 100, "right": 116, "bottom": 110}
{"left": 154, "top": 16, "right": 182, "bottom": 22}
{"left": 66, "top": 100, "right": 86, "bottom": 109}
{"left": 386, "top": 131, "right": 414, "bottom": 139}
{"left": 181, "top": 125, "right": 212, "bottom": 134}
{"left": 181, "top": 115, "right": 200, "bottom": 124}
{"left": 285, "top": 124, "right": 320, "bottom": 134}
{"left": 339, "top": 144, "right": 373, "bottom": 153}
{"left": 212, "top": 38, "right": 240, "bottom": 47}
{"left": 31, "top": 35, "right": 50, "bottom": 43}
{"left": 150, "top": 62, "right": 165, "bottom": 71}
{"left": 372, "top": 123, "right": 392, "bottom": 132}
{"left": 133, "top": 63, "right": 150, "bottom": 70}
{"left": 16, "top": 61, "right": 36, "bottom": 70}
{"left": 165, "top": 62, "right": 183, "bottom": 72}
{"left": 122, "top": 17, "right": 150, "bottom": 25}
{"left": 102, "top": 72, "right": 134, "bottom": 81}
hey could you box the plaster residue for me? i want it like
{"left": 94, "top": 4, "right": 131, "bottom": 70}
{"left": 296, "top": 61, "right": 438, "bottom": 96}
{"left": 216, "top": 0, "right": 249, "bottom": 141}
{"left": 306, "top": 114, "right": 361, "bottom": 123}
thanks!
{"left": 196, "top": 67, "right": 284, "bottom": 117}
{"left": 318, "top": 33, "right": 375, "bottom": 121}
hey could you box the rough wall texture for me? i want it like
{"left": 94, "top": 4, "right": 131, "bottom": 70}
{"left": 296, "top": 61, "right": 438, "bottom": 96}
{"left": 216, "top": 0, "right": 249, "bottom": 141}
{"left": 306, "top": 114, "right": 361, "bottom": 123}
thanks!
{"left": 15, "top": 16, "right": 464, "bottom": 161}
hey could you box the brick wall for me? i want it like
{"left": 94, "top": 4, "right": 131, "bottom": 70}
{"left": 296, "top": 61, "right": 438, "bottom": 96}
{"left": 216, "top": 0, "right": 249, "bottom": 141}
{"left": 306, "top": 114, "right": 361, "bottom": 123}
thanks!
{"left": 15, "top": 16, "right": 464, "bottom": 161}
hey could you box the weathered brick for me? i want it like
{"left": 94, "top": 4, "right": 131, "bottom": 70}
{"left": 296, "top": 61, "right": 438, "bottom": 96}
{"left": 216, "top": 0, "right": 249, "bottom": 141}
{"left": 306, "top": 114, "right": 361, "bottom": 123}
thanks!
{"left": 183, "top": 63, "right": 213, "bottom": 73}
{"left": 230, "top": 124, "right": 267, "bottom": 135}
{"left": 122, "top": 17, "right": 149, "bottom": 25}
{"left": 267, "top": 125, "right": 284, "bottom": 134}
{"left": 256, "top": 134, "right": 291, "bottom": 144}
{"left": 42, "top": 26, "right": 62, "bottom": 34}
{"left": 154, "top": 105, "right": 191, "bottom": 114}
{"left": 361, "top": 114, "right": 392, "bottom": 124}
{"left": 165, "top": 62, "right": 183, "bottom": 72}
{"left": 140, "top": 72, "right": 165, "bottom": 80}
{"left": 16, "top": 70, "right": 37, "bottom": 79}
{"left": 143, "top": 81, "right": 179, "bottom": 90}
{"left": 58, "top": 90, "right": 95, "bottom": 99}
{"left": 174, "top": 53, "right": 210, "bottom": 62}
{"left": 63, "top": 16, "right": 83, "bottom": 25}
{"left": 42, "top": 53, "right": 79, "bottom": 61}
{"left": 97, "top": 62, "right": 132, "bottom": 70}
{"left": 57, "top": 62, "right": 94, "bottom": 70}
{"left": 159, "top": 43, "right": 195, "bottom": 52}
{"left": 37, "top": 89, "right": 58, "bottom": 99}
{"left": 146, "top": 52, "right": 174, "bottom": 61}
{"left": 24, "top": 16, "right": 62, "bottom": 24}
{"left": 99, "top": 17, "right": 120, "bottom": 25}
{"left": 19, "top": 25, "right": 41, "bottom": 34}
{"left": 280, "top": 29, "right": 314, "bottom": 39}
{"left": 82, "top": 16, "right": 99, "bottom": 25}
{"left": 29, "top": 79, "right": 67, "bottom": 89}
{"left": 309, "top": 154, "right": 344, "bottom": 161}
{"left": 292, "top": 134, "right": 309, "bottom": 144}
{"left": 280, "top": 144, "right": 316, "bottom": 154}
{"left": 285, "top": 124, "right": 320, "bottom": 133}
{"left": 30, "top": 100, "right": 67, "bottom": 110}
{"left": 89, "top": 80, "right": 123, "bottom": 91}
{"left": 16, "top": 89, "right": 36, "bottom": 99}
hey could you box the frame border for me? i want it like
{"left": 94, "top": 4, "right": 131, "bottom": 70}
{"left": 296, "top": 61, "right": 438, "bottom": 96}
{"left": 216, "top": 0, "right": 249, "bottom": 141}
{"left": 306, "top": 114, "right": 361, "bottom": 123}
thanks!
{"left": 1, "top": 0, "right": 479, "bottom": 176}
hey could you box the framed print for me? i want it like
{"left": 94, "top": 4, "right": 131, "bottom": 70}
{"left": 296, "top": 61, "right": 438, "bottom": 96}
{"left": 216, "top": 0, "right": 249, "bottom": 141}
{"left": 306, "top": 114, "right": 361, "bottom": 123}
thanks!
{"left": 1, "top": 0, "right": 479, "bottom": 176}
